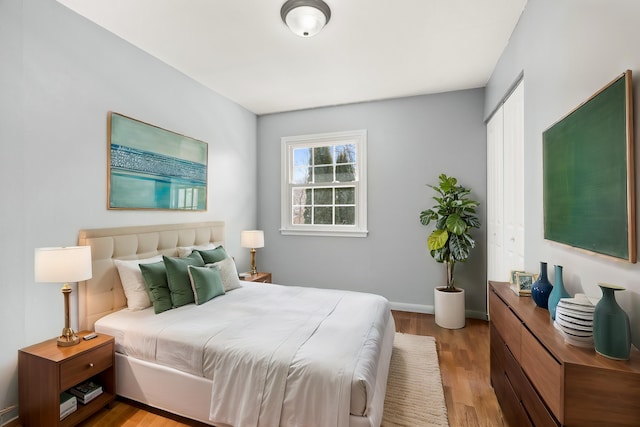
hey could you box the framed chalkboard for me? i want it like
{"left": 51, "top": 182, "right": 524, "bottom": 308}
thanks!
{"left": 543, "top": 70, "right": 636, "bottom": 263}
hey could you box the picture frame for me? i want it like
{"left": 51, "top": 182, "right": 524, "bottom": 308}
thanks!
{"left": 515, "top": 272, "right": 536, "bottom": 292}
{"left": 510, "top": 271, "right": 537, "bottom": 296}
{"left": 542, "top": 70, "right": 636, "bottom": 263}
{"left": 510, "top": 270, "right": 525, "bottom": 285}
{"left": 107, "top": 112, "right": 208, "bottom": 211}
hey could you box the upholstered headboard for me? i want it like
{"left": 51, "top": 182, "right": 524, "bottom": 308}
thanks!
{"left": 77, "top": 221, "right": 225, "bottom": 331}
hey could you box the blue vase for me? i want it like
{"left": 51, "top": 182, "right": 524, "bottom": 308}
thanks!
{"left": 548, "top": 265, "right": 570, "bottom": 320}
{"left": 531, "top": 262, "right": 553, "bottom": 310}
{"left": 593, "top": 283, "right": 631, "bottom": 360}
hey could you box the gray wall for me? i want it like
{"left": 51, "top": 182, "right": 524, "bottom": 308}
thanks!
{"left": 257, "top": 90, "right": 487, "bottom": 316}
{"left": 0, "top": 0, "right": 257, "bottom": 415}
{"left": 486, "top": 0, "right": 640, "bottom": 346}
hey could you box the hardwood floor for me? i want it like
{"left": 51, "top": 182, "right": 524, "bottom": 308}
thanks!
{"left": 392, "top": 311, "right": 506, "bottom": 427}
{"left": 77, "top": 311, "right": 506, "bottom": 427}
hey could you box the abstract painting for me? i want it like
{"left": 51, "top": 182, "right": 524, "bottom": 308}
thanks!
{"left": 108, "top": 112, "right": 208, "bottom": 210}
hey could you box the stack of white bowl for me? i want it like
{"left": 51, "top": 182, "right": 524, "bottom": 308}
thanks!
{"left": 553, "top": 294, "right": 596, "bottom": 348}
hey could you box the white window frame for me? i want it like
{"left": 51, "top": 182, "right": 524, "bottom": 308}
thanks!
{"left": 281, "top": 130, "right": 368, "bottom": 237}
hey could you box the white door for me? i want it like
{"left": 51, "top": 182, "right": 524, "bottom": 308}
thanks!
{"left": 487, "top": 80, "right": 525, "bottom": 289}
{"left": 502, "top": 81, "right": 525, "bottom": 273}
{"left": 487, "top": 108, "right": 505, "bottom": 282}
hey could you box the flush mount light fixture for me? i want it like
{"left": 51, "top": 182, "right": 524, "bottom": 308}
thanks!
{"left": 280, "top": 0, "right": 331, "bottom": 37}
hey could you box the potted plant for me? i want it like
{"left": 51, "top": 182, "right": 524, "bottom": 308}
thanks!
{"left": 419, "top": 173, "right": 481, "bottom": 328}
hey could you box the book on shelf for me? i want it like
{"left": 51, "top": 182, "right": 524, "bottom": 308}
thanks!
{"left": 69, "top": 380, "right": 103, "bottom": 404}
{"left": 60, "top": 391, "right": 77, "bottom": 420}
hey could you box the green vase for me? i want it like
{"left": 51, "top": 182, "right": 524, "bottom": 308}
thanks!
{"left": 593, "top": 283, "right": 631, "bottom": 360}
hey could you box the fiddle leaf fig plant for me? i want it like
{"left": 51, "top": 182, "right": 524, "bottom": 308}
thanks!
{"left": 419, "top": 174, "right": 481, "bottom": 291}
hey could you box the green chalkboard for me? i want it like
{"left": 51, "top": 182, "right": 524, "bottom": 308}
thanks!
{"left": 543, "top": 71, "right": 636, "bottom": 263}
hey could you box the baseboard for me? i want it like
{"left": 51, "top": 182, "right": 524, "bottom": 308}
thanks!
{"left": 466, "top": 310, "right": 489, "bottom": 321}
{"left": 390, "top": 301, "right": 488, "bottom": 321}
{"left": 1, "top": 416, "right": 19, "bottom": 427}
{"left": 390, "top": 302, "right": 433, "bottom": 314}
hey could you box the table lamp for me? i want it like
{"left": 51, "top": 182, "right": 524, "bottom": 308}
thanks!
{"left": 34, "top": 246, "right": 92, "bottom": 347}
{"left": 240, "top": 230, "right": 264, "bottom": 275}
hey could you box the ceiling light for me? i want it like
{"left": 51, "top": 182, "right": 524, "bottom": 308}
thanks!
{"left": 281, "top": 0, "right": 331, "bottom": 37}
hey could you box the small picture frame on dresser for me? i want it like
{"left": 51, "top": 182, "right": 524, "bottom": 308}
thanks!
{"left": 511, "top": 272, "right": 536, "bottom": 296}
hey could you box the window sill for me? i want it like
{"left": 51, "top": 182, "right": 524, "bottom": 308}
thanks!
{"left": 280, "top": 228, "right": 368, "bottom": 238}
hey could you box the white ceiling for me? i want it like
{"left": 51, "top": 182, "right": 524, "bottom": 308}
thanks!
{"left": 57, "top": 0, "right": 527, "bottom": 115}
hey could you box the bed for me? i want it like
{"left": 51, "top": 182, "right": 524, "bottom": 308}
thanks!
{"left": 77, "top": 222, "right": 395, "bottom": 427}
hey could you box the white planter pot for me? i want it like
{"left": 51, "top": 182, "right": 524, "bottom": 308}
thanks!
{"left": 434, "top": 287, "right": 465, "bottom": 329}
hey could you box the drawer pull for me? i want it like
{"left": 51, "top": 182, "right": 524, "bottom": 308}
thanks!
{"left": 88, "top": 363, "right": 94, "bottom": 368}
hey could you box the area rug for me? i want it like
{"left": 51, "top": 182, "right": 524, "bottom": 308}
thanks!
{"left": 381, "top": 333, "right": 449, "bottom": 427}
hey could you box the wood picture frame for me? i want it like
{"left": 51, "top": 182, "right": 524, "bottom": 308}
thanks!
{"left": 107, "top": 112, "right": 208, "bottom": 211}
{"left": 510, "top": 270, "right": 525, "bottom": 285}
{"left": 510, "top": 271, "right": 536, "bottom": 296}
{"left": 542, "top": 71, "right": 636, "bottom": 263}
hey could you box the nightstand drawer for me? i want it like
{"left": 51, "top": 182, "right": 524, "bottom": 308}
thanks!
{"left": 60, "top": 342, "right": 113, "bottom": 391}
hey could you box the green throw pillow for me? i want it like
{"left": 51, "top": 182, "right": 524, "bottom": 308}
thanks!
{"left": 139, "top": 261, "right": 172, "bottom": 314}
{"left": 196, "top": 246, "right": 229, "bottom": 264}
{"left": 187, "top": 265, "right": 225, "bottom": 305}
{"left": 163, "top": 252, "right": 205, "bottom": 307}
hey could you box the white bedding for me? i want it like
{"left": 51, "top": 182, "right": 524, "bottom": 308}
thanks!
{"left": 95, "top": 282, "right": 392, "bottom": 427}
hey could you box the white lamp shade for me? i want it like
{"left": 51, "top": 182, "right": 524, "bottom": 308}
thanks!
{"left": 34, "top": 246, "right": 92, "bottom": 283}
{"left": 285, "top": 5, "right": 327, "bottom": 37}
{"left": 241, "top": 230, "right": 265, "bottom": 249}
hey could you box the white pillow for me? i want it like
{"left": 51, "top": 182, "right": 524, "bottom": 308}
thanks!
{"left": 177, "top": 242, "right": 221, "bottom": 258}
{"left": 209, "top": 257, "right": 242, "bottom": 292}
{"left": 114, "top": 256, "right": 163, "bottom": 310}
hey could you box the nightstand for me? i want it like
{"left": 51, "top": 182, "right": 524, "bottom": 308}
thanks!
{"left": 18, "top": 331, "right": 115, "bottom": 427}
{"left": 241, "top": 272, "right": 272, "bottom": 283}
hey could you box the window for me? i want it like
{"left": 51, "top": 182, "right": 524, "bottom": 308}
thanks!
{"left": 281, "top": 130, "right": 367, "bottom": 237}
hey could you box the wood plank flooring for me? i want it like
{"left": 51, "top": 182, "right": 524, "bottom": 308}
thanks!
{"left": 392, "top": 311, "right": 506, "bottom": 427}
{"left": 77, "top": 311, "right": 506, "bottom": 427}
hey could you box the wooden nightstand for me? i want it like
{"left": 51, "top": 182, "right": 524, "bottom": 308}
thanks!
{"left": 241, "top": 272, "right": 272, "bottom": 283}
{"left": 18, "top": 331, "right": 115, "bottom": 427}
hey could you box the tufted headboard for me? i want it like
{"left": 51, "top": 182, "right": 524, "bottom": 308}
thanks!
{"left": 77, "top": 221, "right": 225, "bottom": 331}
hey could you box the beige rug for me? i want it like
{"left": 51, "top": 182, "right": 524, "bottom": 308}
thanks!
{"left": 381, "top": 333, "right": 449, "bottom": 427}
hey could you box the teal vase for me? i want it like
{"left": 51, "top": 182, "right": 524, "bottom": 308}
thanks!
{"left": 548, "top": 265, "right": 570, "bottom": 320}
{"left": 593, "top": 283, "right": 631, "bottom": 360}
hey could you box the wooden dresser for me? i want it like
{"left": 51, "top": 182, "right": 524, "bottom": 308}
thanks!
{"left": 489, "top": 281, "right": 640, "bottom": 426}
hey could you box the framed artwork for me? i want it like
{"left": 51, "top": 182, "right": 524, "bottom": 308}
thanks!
{"left": 108, "top": 112, "right": 208, "bottom": 210}
{"left": 515, "top": 272, "right": 536, "bottom": 293}
{"left": 543, "top": 71, "right": 635, "bottom": 263}
{"left": 510, "top": 271, "right": 536, "bottom": 296}
{"left": 510, "top": 270, "right": 525, "bottom": 285}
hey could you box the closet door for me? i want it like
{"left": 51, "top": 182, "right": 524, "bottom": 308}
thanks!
{"left": 487, "top": 109, "right": 506, "bottom": 282}
{"left": 487, "top": 80, "right": 525, "bottom": 286}
{"left": 502, "top": 81, "right": 525, "bottom": 274}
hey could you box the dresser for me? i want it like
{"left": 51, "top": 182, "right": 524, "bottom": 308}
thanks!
{"left": 489, "top": 281, "right": 640, "bottom": 426}
{"left": 18, "top": 332, "right": 115, "bottom": 426}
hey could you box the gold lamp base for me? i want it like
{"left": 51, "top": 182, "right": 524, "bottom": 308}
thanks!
{"left": 57, "top": 284, "right": 80, "bottom": 347}
{"left": 57, "top": 328, "right": 80, "bottom": 347}
{"left": 249, "top": 248, "right": 258, "bottom": 275}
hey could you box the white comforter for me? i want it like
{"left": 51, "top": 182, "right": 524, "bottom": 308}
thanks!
{"left": 95, "top": 282, "right": 391, "bottom": 427}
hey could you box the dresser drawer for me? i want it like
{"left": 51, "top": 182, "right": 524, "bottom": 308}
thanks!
{"left": 489, "top": 289, "right": 522, "bottom": 361}
{"left": 503, "top": 372, "right": 533, "bottom": 427}
{"left": 520, "top": 327, "right": 562, "bottom": 422}
{"left": 60, "top": 342, "right": 113, "bottom": 391}
{"left": 504, "top": 335, "right": 559, "bottom": 427}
